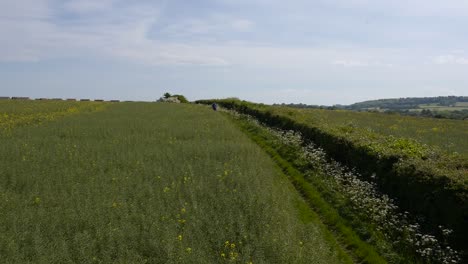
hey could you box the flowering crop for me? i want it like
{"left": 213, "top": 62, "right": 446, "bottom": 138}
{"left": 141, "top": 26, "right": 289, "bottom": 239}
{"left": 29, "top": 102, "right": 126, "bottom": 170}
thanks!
{"left": 0, "top": 102, "right": 346, "bottom": 263}
{"left": 0, "top": 100, "right": 107, "bottom": 132}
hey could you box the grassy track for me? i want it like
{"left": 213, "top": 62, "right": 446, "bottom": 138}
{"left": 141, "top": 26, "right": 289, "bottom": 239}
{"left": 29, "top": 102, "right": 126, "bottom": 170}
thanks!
{"left": 0, "top": 102, "right": 347, "bottom": 263}
{"left": 224, "top": 112, "right": 387, "bottom": 263}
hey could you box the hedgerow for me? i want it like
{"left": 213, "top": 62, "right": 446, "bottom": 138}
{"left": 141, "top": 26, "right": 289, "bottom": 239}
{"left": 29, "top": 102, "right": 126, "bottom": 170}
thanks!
{"left": 196, "top": 99, "right": 467, "bottom": 256}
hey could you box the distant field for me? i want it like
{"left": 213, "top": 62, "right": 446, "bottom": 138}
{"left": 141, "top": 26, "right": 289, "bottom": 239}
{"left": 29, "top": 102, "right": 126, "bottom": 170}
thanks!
{"left": 0, "top": 100, "right": 107, "bottom": 130}
{"left": 418, "top": 103, "right": 468, "bottom": 111}
{"left": 280, "top": 107, "right": 468, "bottom": 156}
{"left": 0, "top": 102, "right": 343, "bottom": 263}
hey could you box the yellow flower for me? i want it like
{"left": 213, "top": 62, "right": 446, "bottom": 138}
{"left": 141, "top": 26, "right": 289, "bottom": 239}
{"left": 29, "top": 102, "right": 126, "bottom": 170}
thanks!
{"left": 186, "top": 248, "right": 192, "bottom": 254}
{"left": 230, "top": 252, "right": 238, "bottom": 260}
{"left": 230, "top": 243, "right": 236, "bottom": 249}
{"left": 181, "top": 207, "right": 186, "bottom": 213}
{"left": 177, "top": 235, "right": 183, "bottom": 241}
{"left": 220, "top": 253, "right": 226, "bottom": 258}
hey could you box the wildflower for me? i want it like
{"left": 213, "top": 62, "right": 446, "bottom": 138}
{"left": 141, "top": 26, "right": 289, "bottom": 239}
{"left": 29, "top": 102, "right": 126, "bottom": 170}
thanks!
{"left": 34, "top": 197, "right": 41, "bottom": 205}
{"left": 181, "top": 207, "right": 186, "bottom": 213}
{"left": 220, "top": 252, "right": 226, "bottom": 258}
{"left": 186, "top": 247, "right": 192, "bottom": 254}
{"left": 177, "top": 235, "right": 183, "bottom": 241}
{"left": 163, "top": 187, "right": 170, "bottom": 193}
{"left": 230, "top": 252, "right": 238, "bottom": 260}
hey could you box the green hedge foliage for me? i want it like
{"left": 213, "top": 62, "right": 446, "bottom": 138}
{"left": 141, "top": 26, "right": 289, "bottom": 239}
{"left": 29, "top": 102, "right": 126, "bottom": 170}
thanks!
{"left": 197, "top": 99, "right": 468, "bottom": 253}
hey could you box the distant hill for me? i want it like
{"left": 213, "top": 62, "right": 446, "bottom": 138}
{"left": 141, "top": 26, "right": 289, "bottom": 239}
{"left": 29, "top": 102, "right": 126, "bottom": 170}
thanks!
{"left": 347, "top": 96, "right": 468, "bottom": 110}
{"left": 345, "top": 96, "right": 468, "bottom": 120}
{"left": 272, "top": 96, "right": 468, "bottom": 120}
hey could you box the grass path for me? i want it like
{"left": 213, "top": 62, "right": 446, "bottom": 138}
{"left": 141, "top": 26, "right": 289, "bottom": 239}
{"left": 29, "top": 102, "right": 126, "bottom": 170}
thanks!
{"left": 0, "top": 102, "right": 348, "bottom": 263}
{"left": 223, "top": 110, "right": 387, "bottom": 264}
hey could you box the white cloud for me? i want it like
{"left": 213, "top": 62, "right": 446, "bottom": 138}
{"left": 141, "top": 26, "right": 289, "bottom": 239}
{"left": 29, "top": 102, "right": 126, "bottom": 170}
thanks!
{"left": 331, "top": 59, "right": 394, "bottom": 68}
{"left": 63, "top": 0, "right": 116, "bottom": 13}
{"left": 0, "top": 0, "right": 261, "bottom": 66}
{"left": 434, "top": 54, "right": 468, "bottom": 65}
{"left": 231, "top": 19, "right": 254, "bottom": 31}
{"left": 318, "top": 0, "right": 468, "bottom": 17}
{"left": 0, "top": 0, "right": 51, "bottom": 19}
{"left": 332, "top": 60, "right": 368, "bottom": 67}
{"left": 0, "top": 0, "right": 463, "bottom": 71}
{"left": 160, "top": 16, "right": 254, "bottom": 38}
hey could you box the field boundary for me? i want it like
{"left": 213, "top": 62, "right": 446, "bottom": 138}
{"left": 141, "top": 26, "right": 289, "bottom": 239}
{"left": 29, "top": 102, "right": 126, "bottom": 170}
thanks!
{"left": 197, "top": 99, "right": 467, "bottom": 253}
{"left": 223, "top": 111, "right": 387, "bottom": 264}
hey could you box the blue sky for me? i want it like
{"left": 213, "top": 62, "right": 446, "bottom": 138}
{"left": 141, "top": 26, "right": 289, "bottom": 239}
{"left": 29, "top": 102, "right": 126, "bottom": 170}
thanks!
{"left": 1, "top": 0, "right": 468, "bottom": 105}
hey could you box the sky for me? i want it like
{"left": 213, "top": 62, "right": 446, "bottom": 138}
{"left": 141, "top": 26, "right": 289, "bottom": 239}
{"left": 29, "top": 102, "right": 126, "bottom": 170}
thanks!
{"left": 1, "top": 0, "right": 468, "bottom": 105}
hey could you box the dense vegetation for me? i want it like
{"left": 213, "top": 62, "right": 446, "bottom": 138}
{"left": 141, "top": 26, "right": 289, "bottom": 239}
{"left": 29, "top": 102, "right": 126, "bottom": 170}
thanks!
{"left": 225, "top": 110, "right": 460, "bottom": 263}
{"left": 196, "top": 99, "right": 468, "bottom": 256}
{"left": 0, "top": 101, "right": 348, "bottom": 263}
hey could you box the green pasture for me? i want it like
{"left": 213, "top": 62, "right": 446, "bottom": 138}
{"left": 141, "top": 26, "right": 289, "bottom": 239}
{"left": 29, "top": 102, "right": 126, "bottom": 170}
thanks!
{"left": 418, "top": 103, "right": 468, "bottom": 111}
{"left": 275, "top": 106, "right": 468, "bottom": 156}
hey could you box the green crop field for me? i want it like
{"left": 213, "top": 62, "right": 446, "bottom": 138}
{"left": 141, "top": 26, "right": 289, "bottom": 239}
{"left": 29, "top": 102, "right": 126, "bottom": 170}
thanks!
{"left": 0, "top": 102, "right": 346, "bottom": 263}
{"left": 418, "top": 104, "right": 468, "bottom": 111}
{"left": 275, "top": 107, "right": 468, "bottom": 156}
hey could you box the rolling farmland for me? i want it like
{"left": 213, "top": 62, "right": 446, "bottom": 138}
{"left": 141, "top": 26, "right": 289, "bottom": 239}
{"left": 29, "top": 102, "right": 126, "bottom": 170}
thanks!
{"left": 0, "top": 101, "right": 346, "bottom": 263}
{"left": 281, "top": 107, "right": 468, "bottom": 156}
{"left": 1, "top": 99, "right": 466, "bottom": 263}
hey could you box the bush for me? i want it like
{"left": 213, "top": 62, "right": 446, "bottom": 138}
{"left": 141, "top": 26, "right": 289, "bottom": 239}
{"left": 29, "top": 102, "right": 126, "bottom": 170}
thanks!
{"left": 173, "top": 95, "right": 189, "bottom": 103}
